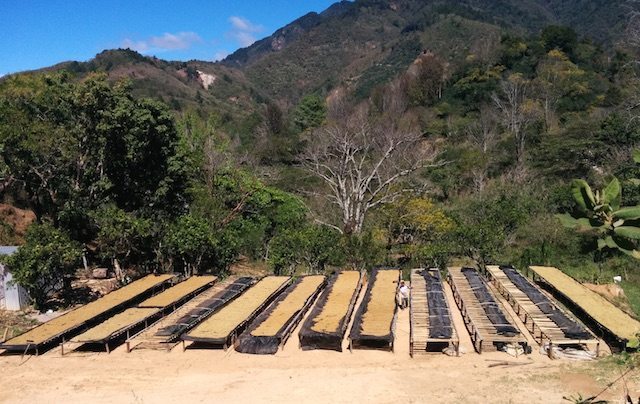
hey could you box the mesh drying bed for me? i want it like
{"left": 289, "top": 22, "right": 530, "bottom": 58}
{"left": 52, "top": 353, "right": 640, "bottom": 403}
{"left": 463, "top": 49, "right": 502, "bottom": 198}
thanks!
{"left": 137, "top": 276, "right": 217, "bottom": 308}
{"left": 461, "top": 268, "right": 519, "bottom": 336}
{"left": 235, "top": 275, "right": 326, "bottom": 354}
{"left": 530, "top": 265, "right": 640, "bottom": 349}
{"left": 155, "top": 277, "right": 254, "bottom": 337}
{"left": 349, "top": 268, "right": 399, "bottom": 351}
{"left": 409, "top": 268, "right": 459, "bottom": 357}
{"left": 182, "top": 276, "right": 291, "bottom": 347}
{"left": 0, "top": 274, "right": 174, "bottom": 354}
{"left": 421, "top": 269, "right": 453, "bottom": 339}
{"left": 501, "top": 266, "right": 592, "bottom": 340}
{"left": 299, "top": 271, "right": 363, "bottom": 351}
{"left": 124, "top": 277, "right": 255, "bottom": 352}
{"left": 448, "top": 267, "right": 527, "bottom": 354}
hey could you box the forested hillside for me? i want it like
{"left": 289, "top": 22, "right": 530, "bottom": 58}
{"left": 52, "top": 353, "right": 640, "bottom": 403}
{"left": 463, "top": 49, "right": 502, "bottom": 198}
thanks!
{"left": 1, "top": 0, "right": 640, "bottom": 313}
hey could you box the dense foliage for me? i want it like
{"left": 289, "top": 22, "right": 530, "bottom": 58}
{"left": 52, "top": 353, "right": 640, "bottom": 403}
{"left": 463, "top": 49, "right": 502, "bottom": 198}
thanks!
{"left": 2, "top": 13, "right": 640, "bottom": 314}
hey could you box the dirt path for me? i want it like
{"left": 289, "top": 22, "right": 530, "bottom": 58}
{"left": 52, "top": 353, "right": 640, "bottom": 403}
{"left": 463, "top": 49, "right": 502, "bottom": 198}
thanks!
{"left": 0, "top": 280, "right": 636, "bottom": 403}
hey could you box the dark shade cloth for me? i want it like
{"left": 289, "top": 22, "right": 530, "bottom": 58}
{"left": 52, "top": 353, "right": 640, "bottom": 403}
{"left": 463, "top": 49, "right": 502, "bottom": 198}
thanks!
{"left": 461, "top": 267, "right": 519, "bottom": 336}
{"left": 299, "top": 271, "right": 361, "bottom": 351}
{"left": 348, "top": 268, "right": 397, "bottom": 348}
{"left": 236, "top": 276, "right": 325, "bottom": 354}
{"left": 501, "top": 266, "right": 592, "bottom": 340}
{"left": 154, "top": 277, "right": 254, "bottom": 337}
{"left": 419, "top": 269, "right": 453, "bottom": 339}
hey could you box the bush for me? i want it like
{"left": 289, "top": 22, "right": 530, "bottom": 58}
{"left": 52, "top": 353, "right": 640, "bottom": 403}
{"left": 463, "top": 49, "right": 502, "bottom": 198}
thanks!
{"left": 269, "top": 225, "right": 344, "bottom": 275}
{"left": 4, "top": 223, "right": 82, "bottom": 310}
{"left": 163, "top": 214, "right": 237, "bottom": 275}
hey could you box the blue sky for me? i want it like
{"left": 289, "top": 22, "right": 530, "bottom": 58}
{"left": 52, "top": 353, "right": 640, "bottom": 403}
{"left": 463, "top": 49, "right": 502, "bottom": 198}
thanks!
{"left": 0, "top": 0, "right": 340, "bottom": 76}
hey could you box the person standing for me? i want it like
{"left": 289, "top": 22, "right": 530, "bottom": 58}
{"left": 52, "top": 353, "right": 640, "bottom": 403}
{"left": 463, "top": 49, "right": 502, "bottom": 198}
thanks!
{"left": 399, "top": 280, "right": 410, "bottom": 309}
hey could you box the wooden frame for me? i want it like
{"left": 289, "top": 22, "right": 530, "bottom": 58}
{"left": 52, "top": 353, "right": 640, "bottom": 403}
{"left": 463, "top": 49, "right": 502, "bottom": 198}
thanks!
{"left": 0, "top": 275, "right": 174, "bottom": 355}
{"left": 61, "top": 309, "right": 161, "bottom": 355}
{"left": 485, "top": 265, "right": 599, "bottom": 358}
{"left": 126, "top": 277, "right": 251, "bottom": 352}
{"left": 182, "top": 277, "right": 291, "bottom": 350}
{"left": 447, "top": 267, "right": 527, "bottom": 354}
{"left": 529, "top": 266, "right": 639, "bottom": 352}
{"left": 409, "top": 268, "right": 459, "bottom": 358}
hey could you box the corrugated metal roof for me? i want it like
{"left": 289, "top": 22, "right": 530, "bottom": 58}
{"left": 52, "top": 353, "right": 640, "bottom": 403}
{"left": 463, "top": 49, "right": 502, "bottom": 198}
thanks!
{"left": 0, "top": 246, "right": 19, "bottom": 255}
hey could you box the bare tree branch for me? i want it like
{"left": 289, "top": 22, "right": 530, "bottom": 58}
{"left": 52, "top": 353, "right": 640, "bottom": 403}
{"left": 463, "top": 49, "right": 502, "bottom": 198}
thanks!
{"left": 300, "top": 112, "right": 442, "bottom": 234}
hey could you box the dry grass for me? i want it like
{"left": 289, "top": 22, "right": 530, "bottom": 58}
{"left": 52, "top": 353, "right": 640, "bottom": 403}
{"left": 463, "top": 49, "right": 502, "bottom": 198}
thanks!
{"left": 0, "top": 310, "right": 38, "bottom": 341}
{"left": 186, "top": 276, "right": 290, "bottom": 340}
{"left": 530, "top": 266, "right": 640, "bottom": 346}
{"left": 2, "top": 274, "right": 174, "bottom": 346}
{"left": 138, "top": 276, "right": 217, "bottom": 308}
{"left": 252, "top": 275, "right": 325, "bottom": 337}
{"left": 359, "top": 270, "right": 399, "bottom": 337}
{"left": 71, "top": 307, "right": 160, "bottom": 342}
{"left": 311, "top": 271, "right": 361, "bottom": 334}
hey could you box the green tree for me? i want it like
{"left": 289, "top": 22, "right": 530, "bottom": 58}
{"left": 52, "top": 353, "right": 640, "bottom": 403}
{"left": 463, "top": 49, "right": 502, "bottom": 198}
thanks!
{"left": 0, "top": 73, "right": 187, "bottom": 228}
{"left": 163, "top": 214, "right": 237, "bottom": 275}
{"left": 534, "top": 50, "right": 590, "bottom": 130}
{"left": 269, "top": 225, "right": 343, "bottom": 275}
{"left": 541, "top": 25, "right": 578, "bottom": 56}
{"left": 452, "top": 65, "right": 503, "bottom": 106}
{"left": 4, "top": 224, "right": 81, "bottom": 309}
{"left": 451, "top": 186, "right": 540, "bottom": 269}
{"left": 91, "top": 205, "right": 154, "bottom": 276}
{"left": 378, "top": 196, "right": 454, "bottom": 265}
{"left": 292, "top": 94, "right": 326, "bottom": 133}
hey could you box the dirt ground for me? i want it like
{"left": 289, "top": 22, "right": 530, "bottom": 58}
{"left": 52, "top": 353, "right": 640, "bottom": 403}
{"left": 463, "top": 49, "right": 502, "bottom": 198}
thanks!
{"left": 0, "top": 280, "right": 638, "bottom": 404}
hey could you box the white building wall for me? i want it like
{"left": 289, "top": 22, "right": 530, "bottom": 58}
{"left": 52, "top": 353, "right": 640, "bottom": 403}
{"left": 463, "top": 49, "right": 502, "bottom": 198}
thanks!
{"left": 0, "top": 264, "right": 5, "bottom": 309}
{"left": 0, "top": 263, "right": 30, "bottom": 311}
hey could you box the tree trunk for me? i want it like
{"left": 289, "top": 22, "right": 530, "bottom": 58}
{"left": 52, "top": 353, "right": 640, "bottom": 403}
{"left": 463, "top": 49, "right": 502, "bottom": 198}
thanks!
{"left": 113, "top": 258, "right": 124, "bottom": 283}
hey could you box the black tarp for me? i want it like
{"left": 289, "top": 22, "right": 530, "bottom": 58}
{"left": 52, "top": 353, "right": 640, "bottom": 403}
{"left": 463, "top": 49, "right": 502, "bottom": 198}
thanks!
{"left": 299, "top": 271, "right": 361, "bottom": 351}
{"left": 154, "top": 277, "right": 254, "bottom": 338}
{"left": 235, "top": 276, "right": 326, "bottom": 354}
{"left": 461, "top": 267, "right": 519, "bottom": 336}
{"left": 420, "top": 269, "right": 453, "bottom": 339}
{"left": 349, "top": 268, "right": 398, "bottom": 349}
{"left": 500, "top": 266, "right": 592, "bottom": 340}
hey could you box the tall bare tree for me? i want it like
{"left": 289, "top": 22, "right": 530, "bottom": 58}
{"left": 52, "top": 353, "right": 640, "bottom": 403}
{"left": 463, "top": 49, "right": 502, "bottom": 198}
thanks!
{"left": 624, "top": 9, "right": 640, "bottom": 127}
{"left": 466, "top": 105, "right": 498, "bottom": 192}
{"left": 301, "top": 109, "right": 441, "bottom": 235}
{"left": 492, "top": 74, "right": 539, "bottom": 166}
{"left": 627, "top": 8, "right": 640, "bottom": 49}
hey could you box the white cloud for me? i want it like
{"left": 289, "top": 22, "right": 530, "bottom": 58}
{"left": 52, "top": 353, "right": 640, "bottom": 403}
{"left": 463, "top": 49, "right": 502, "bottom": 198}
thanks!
{"left": 122, "top": 31, "right": 202, "bottom": 54}
{"left": 122, "top": 38, "right": 150, "bottom": 53}
{"left": 229, "top": 16, "right": 262, "bottom": 33}
{"left": 226, "top": 16, "right": 263, "bottom": 47}
{"left": 213, "top": 50, "right": 230, "bottom": 61}
{"left": 228, "top": 31, "right": 258, "bottom": 47}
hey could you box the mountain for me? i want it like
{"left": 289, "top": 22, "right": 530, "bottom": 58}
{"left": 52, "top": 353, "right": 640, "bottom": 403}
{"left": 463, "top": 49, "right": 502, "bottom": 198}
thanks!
{"left": 7, "top": 0, "right": 637, "bottom": 112}
{"left": 222, "top": 0, "right": 635, "bottom": 102}
{"left": 9, "top": 48, "right": 263, "bottom": 124}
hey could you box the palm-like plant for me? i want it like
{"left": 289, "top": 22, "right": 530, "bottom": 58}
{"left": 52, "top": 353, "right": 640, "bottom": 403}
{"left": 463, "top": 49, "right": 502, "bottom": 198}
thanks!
{"left": 557, "top": 177, "right": 640, "bottom": 259}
